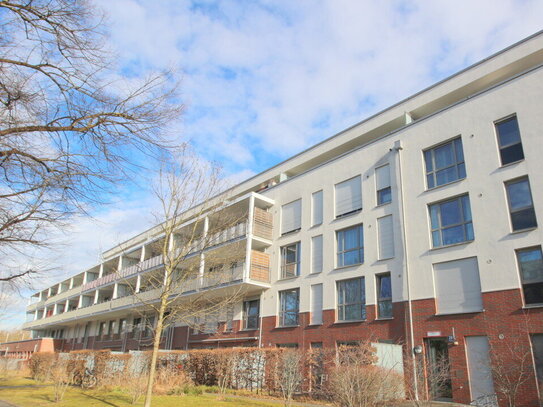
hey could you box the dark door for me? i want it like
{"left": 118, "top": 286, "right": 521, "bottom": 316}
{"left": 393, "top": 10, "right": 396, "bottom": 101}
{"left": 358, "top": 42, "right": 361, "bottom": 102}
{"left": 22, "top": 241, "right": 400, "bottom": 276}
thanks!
{"left": 426, "top": 338, "right": 453, "bottom": 400}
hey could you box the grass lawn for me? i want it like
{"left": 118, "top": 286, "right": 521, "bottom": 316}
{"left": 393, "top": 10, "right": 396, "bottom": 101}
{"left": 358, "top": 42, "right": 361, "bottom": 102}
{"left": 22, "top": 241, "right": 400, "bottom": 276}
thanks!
{"left": 0, "top": 376, "right": 283, "bottom": 407}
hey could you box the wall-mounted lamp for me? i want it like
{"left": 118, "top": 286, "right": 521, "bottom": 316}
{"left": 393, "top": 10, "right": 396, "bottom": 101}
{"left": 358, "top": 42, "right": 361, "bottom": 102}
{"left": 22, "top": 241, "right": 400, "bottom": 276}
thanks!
{"left": 413, "top": 345, "right": 423, "bottom": 355}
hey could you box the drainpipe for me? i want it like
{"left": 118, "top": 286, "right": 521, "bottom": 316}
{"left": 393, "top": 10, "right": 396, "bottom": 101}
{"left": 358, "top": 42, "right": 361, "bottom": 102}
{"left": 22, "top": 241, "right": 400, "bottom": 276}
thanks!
{"left": 392, "top": 140, "right": 419, "bottom": 401}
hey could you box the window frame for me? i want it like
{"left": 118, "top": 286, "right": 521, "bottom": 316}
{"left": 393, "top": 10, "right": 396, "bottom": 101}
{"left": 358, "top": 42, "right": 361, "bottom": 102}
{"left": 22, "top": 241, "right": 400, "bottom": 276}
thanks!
{"left": 375, "top": 164, "right": 392, "bottom": 206}
{"left": 336, "top": 277, "right": 366, "bottom": 322}
{"left": 429, "top": 194, "right": 474, "bottom": 248}
{"left": 281, "top": 199, "right": 302, "bottom": 235}
{"left": 516, "top": 246, "right": 543, "bottom": 306}
{"left": 243, "top": 299, "right": 260, "bottom": 330}
{"left": 280, "top": 242, "right": 301, "bottom": 279}
{"left": 495, "top": 114, "right": 524, "bottom": 166}
{"left": 423, "top": 137, "right": 466, "bottom": 189}
{"left": 377, "top": 273, "right": 393, "bottom": 319}
{"left": 279, "top": 288, "right": 300, "bottom": 327}
{"left": 336, "top": 224, "right": 364, "bottom": 268}
{"left": 312, "top": 190, "right": 323, "bottom": 226}
{"left": 505, "top": 177, "right": 537, "bottom": 232}
{"left": 335, "top": 175, "right": 362, "bottom": 218}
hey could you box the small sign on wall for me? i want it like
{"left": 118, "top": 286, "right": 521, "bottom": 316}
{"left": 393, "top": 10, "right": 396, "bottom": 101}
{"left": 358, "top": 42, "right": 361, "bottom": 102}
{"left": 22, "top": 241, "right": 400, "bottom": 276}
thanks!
{"left": 427, "top": 331, "right": 442, "bottom": 337}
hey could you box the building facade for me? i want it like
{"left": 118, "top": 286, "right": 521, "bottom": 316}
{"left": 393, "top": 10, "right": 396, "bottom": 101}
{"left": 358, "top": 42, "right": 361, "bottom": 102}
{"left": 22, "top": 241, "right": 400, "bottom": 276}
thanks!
{"left": 21, "top": 32, "right": 543, "bottom": 405}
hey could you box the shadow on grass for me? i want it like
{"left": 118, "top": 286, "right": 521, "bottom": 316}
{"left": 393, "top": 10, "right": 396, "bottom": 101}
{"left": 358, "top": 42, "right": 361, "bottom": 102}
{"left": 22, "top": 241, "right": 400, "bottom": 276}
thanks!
{"left": 80, "top": 391, "right": 128, "bottom": 407}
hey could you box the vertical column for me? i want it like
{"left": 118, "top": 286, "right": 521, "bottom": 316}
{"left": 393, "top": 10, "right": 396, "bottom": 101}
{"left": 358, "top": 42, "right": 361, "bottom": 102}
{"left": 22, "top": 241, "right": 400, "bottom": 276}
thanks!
{"left": 69, "top": 278, "right": 74, "bottom": 289}
{"left": 113, "top": 283, "right": 119, "bottom": 299}
{"left": 244, "top": 195, "right": 255, "bottom": 281}
{"left": 77, "top": 295, "right": 83, "bottom": 308}
{"left": 98, "top": 263, "right": 104, "bottom": 278}
{"left": 64, "top": 300, "right": 70, "bottom": 313}
{"left": 135, "top": 274, "right": 141, "bottom": 293}
{"left": 93, "top": 289, "right": 100, "bottom": 304}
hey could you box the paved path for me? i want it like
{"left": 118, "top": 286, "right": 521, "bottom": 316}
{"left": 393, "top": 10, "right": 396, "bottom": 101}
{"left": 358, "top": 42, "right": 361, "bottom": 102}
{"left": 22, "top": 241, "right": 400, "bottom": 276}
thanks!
{"left": 0, "top": 400, "right": 18, "bottom": 407}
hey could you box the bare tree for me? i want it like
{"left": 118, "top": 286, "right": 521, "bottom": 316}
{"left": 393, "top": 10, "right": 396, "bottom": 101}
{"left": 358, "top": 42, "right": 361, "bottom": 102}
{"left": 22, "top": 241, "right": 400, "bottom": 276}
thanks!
{"left": 487, "top": 320, "right": 535, "bottom": 407}
{"left": 0, "top": 0, "right": 182, "bottom": 284}
{"left": 276, "top": 349, "right": 304, "bottom": 407}
{"left": 125, "top": 148, "right": 247, "bottom": 407}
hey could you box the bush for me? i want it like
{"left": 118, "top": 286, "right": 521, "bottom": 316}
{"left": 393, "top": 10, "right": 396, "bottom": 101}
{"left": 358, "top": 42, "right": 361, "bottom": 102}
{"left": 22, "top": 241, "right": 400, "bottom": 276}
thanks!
{"left": 28, "top": 353, "right": 56, "bottom": 381}
{"left": 330, "top": 365, "right": 404, "bottom": 407}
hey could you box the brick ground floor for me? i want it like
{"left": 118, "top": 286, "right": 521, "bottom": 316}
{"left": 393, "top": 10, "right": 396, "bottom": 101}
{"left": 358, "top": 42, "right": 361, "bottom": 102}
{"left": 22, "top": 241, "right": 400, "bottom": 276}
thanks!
{"left": 25, "top": 288, "right": 543, "bottom": 407}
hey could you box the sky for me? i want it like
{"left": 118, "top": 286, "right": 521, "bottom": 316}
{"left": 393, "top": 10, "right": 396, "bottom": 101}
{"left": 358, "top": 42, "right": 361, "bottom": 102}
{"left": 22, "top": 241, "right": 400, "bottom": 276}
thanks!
{"left": 3, "top": 0, "right": 543, "bottom": 328}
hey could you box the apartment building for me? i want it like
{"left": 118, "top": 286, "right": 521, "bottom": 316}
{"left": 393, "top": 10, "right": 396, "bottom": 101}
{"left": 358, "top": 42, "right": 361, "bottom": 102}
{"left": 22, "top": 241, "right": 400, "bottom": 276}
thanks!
{"left": 21, "top": 32, "right": 543, "bottom": 405}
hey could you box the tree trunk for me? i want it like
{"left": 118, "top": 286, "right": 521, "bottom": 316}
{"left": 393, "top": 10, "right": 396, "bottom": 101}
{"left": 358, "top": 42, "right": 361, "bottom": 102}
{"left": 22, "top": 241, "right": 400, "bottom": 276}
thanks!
{"left": 143, "top": 296, "right": 167, "bottom": 407}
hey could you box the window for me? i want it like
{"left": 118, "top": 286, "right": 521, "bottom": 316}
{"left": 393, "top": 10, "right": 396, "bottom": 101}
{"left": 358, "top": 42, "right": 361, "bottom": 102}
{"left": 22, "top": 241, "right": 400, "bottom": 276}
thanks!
{"left": 279, "top": 289, "right": 299, "bottom": 326}
{"left": 310, "top": 284, "right": 323, "bottom": 325}
{"left": 337, "top": 224, "right": 364, "bottom": 267}
{"left": 433, "top": 257, "right": 483, "bottom": 314}
{"left": 225, "top": 305, "right": 234, "bottom": 331}
{"left": 281, "top": 199, "right": 301, "bottom": 234}
{"left": 531, "top": 334, "right": 543, "bottom": 395}
{"left": 377, "top": 215, "right": 394, "bottom": 259}
{"left": 377, "top": 274, "right": 392, "bottom": 318}
{"left": 118, "top": 318, "right": 127, "bottom": 334}
{"left": 375, "top": 164, "right": 391, "bottom": 205}
{"left": 281, "top": 242, "right": 300, "bottom": 278}
{"left": 243, "top": 299, "right": 260, "bottom": 329}
{"left": 335, "top": 176, "right": 362, "bottom": 217}
{"left": 506, "top": 177, "right": 537, "bottom": 231}
{"left": 516, "top": 247, "right": 543, "bottom": 305}
{"left": 337, "top": 277, "right": 365, "bottom": 321}
{"left": 311, "top": 235, "right": 323, "bottom": 274}
{"left": 429, "top": 195, "right": 473, "bottom": 248}
{"left": 143, "top": 315, "right": 154, "bottom": 338}
{"left": 424, "top": 138, "right": 466, "bottom": 189}
{"left": 131, "top": 317, "right": 141, "bottom": 338}
{"left": 98, "top": 321, "right": 106, "bottom": 338}
{"left": 312, "top": 190, "right": 323, "bottom": 226}
{"left": 496, "top": 115, "right": 524, "bottom": 165}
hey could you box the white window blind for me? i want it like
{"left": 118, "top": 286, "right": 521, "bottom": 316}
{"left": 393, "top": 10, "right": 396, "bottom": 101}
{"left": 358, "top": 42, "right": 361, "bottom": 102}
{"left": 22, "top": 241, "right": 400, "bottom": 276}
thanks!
{"left": 311, "top": 235, "right": 323, "bottom": 273}
{"left": 281, "top": 199, "right": 302, "bottom": 234}
{"left": 312, "top": 190, "right": 323, "bottom": 226}
{"left": 378, "top": 215, "right": 395, "bottom": 259}
{"left": 375, "top": 164, "right": 391, "bottom": 190}
{"left": 335, "top": 176, "right": 362, "bottom": 217}
{"left": 310, "top": 284, "right": 323, "bottom": 325}
{"left": 434, "top": 257, "right": 483, "bottom": 314}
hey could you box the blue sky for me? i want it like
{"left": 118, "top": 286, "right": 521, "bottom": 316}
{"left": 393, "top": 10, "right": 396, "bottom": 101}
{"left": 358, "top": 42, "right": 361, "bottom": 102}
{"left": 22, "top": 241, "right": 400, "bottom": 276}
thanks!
{"left": 3, "top": 0, "right": 543, "bottom": 328}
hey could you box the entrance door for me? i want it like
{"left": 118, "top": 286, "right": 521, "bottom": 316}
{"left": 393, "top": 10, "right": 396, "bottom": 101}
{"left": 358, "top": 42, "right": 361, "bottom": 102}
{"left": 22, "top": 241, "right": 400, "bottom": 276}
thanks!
{"left": 426, "top": 338, "right": 453, "bottom": 400}
{"left": 466, "top": 336, "right": 496, "bottom": 405}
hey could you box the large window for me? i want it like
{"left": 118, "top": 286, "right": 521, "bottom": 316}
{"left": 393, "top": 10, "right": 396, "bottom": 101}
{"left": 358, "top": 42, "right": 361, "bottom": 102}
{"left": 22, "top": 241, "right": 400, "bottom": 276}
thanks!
{"left": 279, "top": 289, "right": 299, "bottom": 327}
{"left": 281, "top": 242, "right": 300, "bottom": 278}
{"left": 281, "top": 199, "right": 302, "bottom": 235}
{"left": 506, "top": 177, "right": 537, "bottom": 231}
{"left": 429, "top": 195, "right": 473, "bottom": 248}
{"left": 335, "top": 176, "right": 362, "bottom": 217}
{"left": 424, "top": 138, "right": 466, "bottom": 189}
{"left": 337, "top": 277, "right": 365, "bottom": 321}
{"left": 243, "top": 299, "right": 260, "bottom": 330}
{"left": 496, "top": 115, "right": 524, "bottom": 165}
{"left": 377, "top": 274, "right": 392, "bottom": 318}
{"left": 337, "top": 224, "right": 364, "bottom": 267}
{"left": 375, "top": 164, "right": 391, "bottom": 205}
{"left": 516, "top": 247, "right": 543, "bottom": 306}
{"left": 433, "top": 257, "right": 483, "bottom": 314}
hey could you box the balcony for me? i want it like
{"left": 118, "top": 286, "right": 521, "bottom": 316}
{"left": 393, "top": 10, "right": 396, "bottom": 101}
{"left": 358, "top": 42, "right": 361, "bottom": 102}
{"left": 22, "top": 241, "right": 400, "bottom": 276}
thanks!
{"left": 23, "top": 254, "right": 271, "bottom": 330}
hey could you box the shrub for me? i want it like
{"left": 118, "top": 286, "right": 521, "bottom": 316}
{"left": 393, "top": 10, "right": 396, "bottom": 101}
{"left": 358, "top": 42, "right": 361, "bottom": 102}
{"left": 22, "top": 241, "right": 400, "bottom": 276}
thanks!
{"left": 330, "top": 365, "right": 404, "bottom": 407}
{"left": 28, "top": 352, "right": 56, "bottom": 381}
